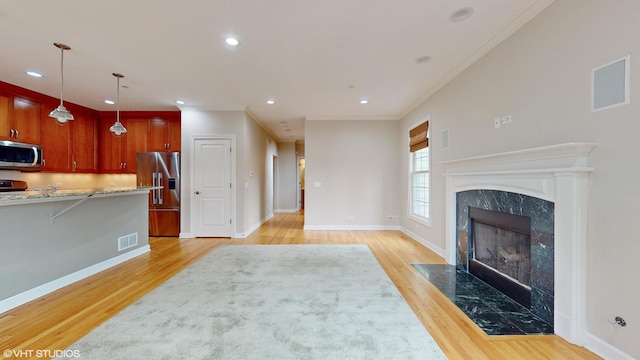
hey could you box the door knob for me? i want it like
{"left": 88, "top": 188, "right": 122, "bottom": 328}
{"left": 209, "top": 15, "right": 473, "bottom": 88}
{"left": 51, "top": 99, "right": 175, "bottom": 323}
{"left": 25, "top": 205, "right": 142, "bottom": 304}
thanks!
{"left": 195, "top": 191, "right": 200, "bottom": 195}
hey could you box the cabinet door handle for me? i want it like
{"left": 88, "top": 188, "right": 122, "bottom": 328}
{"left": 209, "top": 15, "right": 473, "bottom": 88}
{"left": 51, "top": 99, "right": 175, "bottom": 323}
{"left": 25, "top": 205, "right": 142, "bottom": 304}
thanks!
{"left": 10, "top": 129, "right": 14, "bottom": 138}
{"left": 14, "top": 129, "right": 19, "bottom": 138}
{"left": 73, "top": 161, "right": 77, "bottom": 170}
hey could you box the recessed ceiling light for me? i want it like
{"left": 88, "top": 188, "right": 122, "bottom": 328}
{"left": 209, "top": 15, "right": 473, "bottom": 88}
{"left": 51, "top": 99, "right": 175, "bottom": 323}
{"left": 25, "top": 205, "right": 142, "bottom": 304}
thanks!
{"left": 225, "top": 37, "right": 240, "bottom": 46}
{"left": 175, "top": 100, "right": 185, "bottom": 105}
{"left": 266, "top": 99, "right": 275, "bottom": 105}
{"left": 360, "top": 99, "right": 369, "bottom": 104}
{"left": 415, "top": 55, "right": 432, "bottom": 64}
{"left": 104, "top": 99, "right": 115, "bottom": 105}
{"left": 450, "top": 7, "right": 474, "bottom": 22}
{"left": 26, "top": 71, "right": 43, "bottom": 78}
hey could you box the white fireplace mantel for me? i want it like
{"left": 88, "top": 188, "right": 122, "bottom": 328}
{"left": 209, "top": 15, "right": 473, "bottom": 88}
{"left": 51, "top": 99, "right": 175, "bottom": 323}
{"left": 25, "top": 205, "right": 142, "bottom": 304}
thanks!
{"left": 442, "top": 143, "right": 596, "bottom": 346}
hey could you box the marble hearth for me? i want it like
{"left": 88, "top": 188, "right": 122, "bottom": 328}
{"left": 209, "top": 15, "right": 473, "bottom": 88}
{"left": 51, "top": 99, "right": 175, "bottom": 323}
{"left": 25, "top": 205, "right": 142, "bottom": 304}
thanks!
{"left": 442, "top": 143, "right": 595, "bottom": 346}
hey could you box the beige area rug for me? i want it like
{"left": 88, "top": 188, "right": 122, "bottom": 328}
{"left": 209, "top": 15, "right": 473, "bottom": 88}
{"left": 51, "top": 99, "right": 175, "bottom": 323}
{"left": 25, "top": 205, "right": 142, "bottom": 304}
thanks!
{"left": 59, "top": 244, "right": 447, "bottom": 359}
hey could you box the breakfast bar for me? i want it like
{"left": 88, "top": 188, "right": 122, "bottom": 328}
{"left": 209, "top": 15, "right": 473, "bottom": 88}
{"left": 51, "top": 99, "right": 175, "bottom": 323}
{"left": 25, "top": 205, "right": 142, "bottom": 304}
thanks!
{"left": 0, "top": 187, "right": 157, "bottom": 313}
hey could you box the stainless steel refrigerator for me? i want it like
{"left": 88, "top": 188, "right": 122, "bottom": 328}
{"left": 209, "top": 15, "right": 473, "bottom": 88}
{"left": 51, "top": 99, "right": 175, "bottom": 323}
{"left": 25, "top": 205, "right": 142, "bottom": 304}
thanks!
{"left": 136, "top": 152, "right": 180, "bottom": 236}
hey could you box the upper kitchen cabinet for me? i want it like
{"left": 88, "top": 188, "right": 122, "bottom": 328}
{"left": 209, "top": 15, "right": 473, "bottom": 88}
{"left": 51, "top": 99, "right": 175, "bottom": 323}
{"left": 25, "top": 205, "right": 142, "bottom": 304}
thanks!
{"left": 98, "top": 117, "right": 147, "bottom": 173}
{"left": 40, "top": 106, "right": 98, "bottom": 173}
{"left": 0, "top": 94, "right": 41, "bottom": 143}
{"left": 0, "top": 94, "right": 10, "bottom": 140}
{"left": 12, "top": 97, "right": 41, "bottom": 144}
{"left": 147, "top": 114, "right": 181, "bottom": 152}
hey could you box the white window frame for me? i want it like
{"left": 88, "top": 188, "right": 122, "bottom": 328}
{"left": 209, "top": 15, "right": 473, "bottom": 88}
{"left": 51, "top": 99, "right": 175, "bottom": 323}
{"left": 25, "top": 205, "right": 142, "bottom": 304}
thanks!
{"left": 409, "top": 118, "right": 430, "bottom": 226}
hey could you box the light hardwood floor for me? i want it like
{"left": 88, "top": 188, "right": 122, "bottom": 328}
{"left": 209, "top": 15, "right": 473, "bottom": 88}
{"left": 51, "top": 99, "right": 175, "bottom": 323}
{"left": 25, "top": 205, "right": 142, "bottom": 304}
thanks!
{"left": 0, "top": 212, "right": 600, "bottom": 359}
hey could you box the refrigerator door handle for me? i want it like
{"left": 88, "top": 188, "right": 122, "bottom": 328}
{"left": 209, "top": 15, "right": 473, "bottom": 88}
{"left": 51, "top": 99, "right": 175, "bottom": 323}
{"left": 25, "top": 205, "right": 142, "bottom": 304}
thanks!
{"left": 152, "top": 172, "right": 158, "bottom": 205}
{"left": 158, "top": 173, "right": 164, "bottom": 205}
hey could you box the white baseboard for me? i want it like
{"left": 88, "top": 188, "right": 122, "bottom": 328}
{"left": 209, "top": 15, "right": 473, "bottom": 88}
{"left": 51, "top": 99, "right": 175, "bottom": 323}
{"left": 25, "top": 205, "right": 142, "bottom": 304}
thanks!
{"left": 179, "top": 232, "right": 195, "bottom": 238}
{"left": 275, "top": 208, "right": 299, "bottom": 213}
{"left": 235, "top": 213, "right": 274, "bottom": 238}
{"left": 0, "top": 245, "right": 151, "bottom": 315}
{"left": 585, "top": 332, "right": 636, "bottom": 360}
{"left": 400, "top": 226, "right": 445, "bottom": 258}
{"left": 303, "top": 225, "right": 401, "bottom": 231}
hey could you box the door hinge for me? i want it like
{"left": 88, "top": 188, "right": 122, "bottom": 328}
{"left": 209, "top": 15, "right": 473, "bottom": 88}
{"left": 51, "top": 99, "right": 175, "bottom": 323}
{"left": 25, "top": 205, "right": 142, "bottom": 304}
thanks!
{"left": 230, "top": 183, "right": 232, "bottom": 189}
{"left": 229, "top": 219, "right": 232, "bottom": 224}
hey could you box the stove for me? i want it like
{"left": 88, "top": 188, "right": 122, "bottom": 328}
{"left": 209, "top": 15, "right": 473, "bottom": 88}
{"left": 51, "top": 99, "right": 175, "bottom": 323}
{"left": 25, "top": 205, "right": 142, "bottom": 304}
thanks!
{"left": 0, "top": 179, "right": 28, "bottom": 192}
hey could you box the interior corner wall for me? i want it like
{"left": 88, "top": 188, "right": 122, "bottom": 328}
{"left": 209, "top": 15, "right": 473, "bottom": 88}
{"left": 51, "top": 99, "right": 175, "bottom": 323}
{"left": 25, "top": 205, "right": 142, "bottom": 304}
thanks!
{"left": 179, "top": 108, "right": 246, "bottom": 236}
{"left": 276, "top": 142, "right": 298, "bottom": 211}
{"left": 304, "top": 119, "right": 401, "bottom": 229}
{"left": 243, "top": 113, "right": 278, "bottom": 231}
{"left": 401, "top": 0, "right": 640, "bottom": 357}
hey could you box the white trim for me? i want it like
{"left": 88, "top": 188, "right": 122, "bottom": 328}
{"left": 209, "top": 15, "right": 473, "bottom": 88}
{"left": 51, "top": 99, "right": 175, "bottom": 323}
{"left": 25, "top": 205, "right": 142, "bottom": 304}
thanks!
{"left": 275, "top": 208, "right": 299, "bottom": 213}
{"left": 442, "top": 143, "right": 596, "bottom": 346}
{"left": 401, "top": 227, "right": 444, "bottom": 258}
{"left": 304, "top": 225, "right": 401, "bottom": 231}
{"left": 0, "top": 245, "right": 150, "bottom": 315}
{"left": 585, "top": 332, "right": 636, "bottom": 360}
{"left": 179, "top": 232, "right": 195, "bottom": 238}
{"left": 591, "top": 54, "right": 631, "bottom": 112}
{"left": 236, "top": 213, "right": 274, "bottom": 238}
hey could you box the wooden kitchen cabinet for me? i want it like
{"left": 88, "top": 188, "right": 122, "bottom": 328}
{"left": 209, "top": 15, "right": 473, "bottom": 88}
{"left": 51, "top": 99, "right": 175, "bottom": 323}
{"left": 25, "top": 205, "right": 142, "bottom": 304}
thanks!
{"left": 72, "top": 112, "right": 98, "bottom": 172}
{"left": 147, "top": 117, "right": 181, "bottom": 152}
{"left": 0, "top": 95, "right": 41, "bottom": 143}
{"left": 12, "top": 97, "right": 41, "bottom": 144}
{"left": 40, "top": 107, "right": 98, "bottom": 173}
{"left": 0, "top": 94, "right": 10, "bottom": 140}
{"left": 98, "top": 117, "right": 147, "bottom": 173}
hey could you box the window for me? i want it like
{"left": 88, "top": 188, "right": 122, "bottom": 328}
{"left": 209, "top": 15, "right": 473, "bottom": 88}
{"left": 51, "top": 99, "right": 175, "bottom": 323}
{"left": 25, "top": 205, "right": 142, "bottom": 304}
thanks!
{"left": 410, "top": 120, "right": 429, "bottom": 221}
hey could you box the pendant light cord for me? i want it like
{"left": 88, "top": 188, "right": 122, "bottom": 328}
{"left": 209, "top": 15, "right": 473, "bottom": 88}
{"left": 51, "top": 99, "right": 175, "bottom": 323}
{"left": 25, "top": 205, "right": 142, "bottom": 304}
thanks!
{"left": 59, "top": 47, "right": 65, "bottom": 106}
{"left": 116, "top": 75, "right": 120, "bottom": 123}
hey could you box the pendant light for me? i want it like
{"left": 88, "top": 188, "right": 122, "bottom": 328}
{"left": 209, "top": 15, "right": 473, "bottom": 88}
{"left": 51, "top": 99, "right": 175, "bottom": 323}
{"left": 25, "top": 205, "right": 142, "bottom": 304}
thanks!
{"left": 109, "top": 73, "right": 127, "bottom": 136}
{"left": 49, "top": 43, "right": 74, "bottom": 124}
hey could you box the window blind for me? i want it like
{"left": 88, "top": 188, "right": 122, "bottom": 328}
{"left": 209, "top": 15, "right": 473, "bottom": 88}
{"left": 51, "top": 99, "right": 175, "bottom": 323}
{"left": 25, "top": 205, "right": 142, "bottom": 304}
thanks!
{"left": 410, "top": 121, "right": 428, "bottom": 152}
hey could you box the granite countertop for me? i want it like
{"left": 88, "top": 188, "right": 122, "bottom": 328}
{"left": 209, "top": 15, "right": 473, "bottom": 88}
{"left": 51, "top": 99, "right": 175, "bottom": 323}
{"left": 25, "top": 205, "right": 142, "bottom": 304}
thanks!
{"left": 0, "top": 186, "right": 161, "bottom": 203}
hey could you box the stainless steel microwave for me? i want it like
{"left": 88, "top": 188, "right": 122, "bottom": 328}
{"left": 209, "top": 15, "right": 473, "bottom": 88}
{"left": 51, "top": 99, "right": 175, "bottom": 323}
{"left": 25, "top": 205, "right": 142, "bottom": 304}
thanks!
{"left": 0, "top": 140, "right": 44, "bottom": 171}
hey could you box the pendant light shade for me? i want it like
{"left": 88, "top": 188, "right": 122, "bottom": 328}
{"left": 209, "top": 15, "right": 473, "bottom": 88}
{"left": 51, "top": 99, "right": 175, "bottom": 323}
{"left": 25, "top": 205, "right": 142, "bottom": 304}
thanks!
{"left": 49, "top": 43, "right": 74, "bottom": 124}
{"left": 109, "top": 73, "right": 127, "bottom": 136}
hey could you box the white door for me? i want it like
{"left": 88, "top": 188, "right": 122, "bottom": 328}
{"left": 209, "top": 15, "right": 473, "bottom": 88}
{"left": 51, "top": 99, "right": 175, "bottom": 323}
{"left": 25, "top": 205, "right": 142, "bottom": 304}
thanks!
{"left": 193, "top": 138, "right": 232, "bottom": 237}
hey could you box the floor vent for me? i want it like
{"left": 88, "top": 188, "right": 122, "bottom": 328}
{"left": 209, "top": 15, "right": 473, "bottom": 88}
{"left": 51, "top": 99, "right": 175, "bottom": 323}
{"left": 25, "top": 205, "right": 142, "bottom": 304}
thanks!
{"left": 118, "top": 233, "right": 138, "bottom": 252}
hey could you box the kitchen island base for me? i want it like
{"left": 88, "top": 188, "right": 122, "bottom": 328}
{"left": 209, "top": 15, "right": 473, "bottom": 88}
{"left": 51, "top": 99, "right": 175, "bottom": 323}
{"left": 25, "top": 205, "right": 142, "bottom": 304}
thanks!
{"left": 0, "top": 189, "right": 152, "bottom": 314}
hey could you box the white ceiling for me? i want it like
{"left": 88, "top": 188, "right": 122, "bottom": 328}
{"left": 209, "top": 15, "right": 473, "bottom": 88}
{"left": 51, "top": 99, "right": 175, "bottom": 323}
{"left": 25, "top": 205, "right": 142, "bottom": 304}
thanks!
{"left": 0, "top": 0, "right": 553, "bottom": 142}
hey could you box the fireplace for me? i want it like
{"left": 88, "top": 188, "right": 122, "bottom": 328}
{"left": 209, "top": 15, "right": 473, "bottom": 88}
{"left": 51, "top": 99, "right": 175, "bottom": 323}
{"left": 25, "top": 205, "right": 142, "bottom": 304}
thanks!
{"left": 442, "top": 143, "right": 595, "bottom": 345}
{"left": 457, "top": 190, "right": 553, "bottom": 325}
{"left": 468, "top": 207, "right": 532, "bottom": 309}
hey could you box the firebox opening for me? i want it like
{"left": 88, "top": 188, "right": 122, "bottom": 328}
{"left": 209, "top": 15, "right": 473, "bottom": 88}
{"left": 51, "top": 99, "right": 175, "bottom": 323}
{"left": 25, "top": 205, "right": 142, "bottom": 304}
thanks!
{"left": 468, "top": 207, "right": 532, "bottom": 309}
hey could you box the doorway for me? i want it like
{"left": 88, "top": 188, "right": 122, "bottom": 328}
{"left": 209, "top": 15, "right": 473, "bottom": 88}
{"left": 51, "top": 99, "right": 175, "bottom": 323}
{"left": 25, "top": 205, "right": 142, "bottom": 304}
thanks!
{"left": 297, "top": 157, "right": 305, "bottom": 211}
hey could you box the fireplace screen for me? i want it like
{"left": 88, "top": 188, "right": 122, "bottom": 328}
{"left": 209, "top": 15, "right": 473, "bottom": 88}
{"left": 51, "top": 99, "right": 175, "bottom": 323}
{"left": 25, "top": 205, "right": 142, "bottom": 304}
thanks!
{"left": 472, "top": 222, "right": 531, "bottom": 286}
{"left": 468, "top": 207, "right": 532, "bottom": 308}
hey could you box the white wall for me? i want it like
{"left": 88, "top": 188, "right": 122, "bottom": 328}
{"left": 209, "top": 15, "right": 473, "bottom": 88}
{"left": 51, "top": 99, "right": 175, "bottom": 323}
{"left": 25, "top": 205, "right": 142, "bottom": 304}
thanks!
{"left": 304, "top": 119, "right": 401, "bottom": 229}
{"left": 180, "top": 108, "right": 277, "bottom": 237}
{"left": 402, "top": 0, "right": 639, "bottom": 357}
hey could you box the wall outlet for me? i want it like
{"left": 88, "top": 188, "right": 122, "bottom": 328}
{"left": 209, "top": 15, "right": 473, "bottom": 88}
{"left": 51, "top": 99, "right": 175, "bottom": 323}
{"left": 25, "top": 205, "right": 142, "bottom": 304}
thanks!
{"left": 387, "top": 215, "right": 399, "bottom": 221}
{"left": 494, "top": 117, "right": 501, "bottom": 128}
{"left": 501, "top": 115, "right": 512, "bottom": 124}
